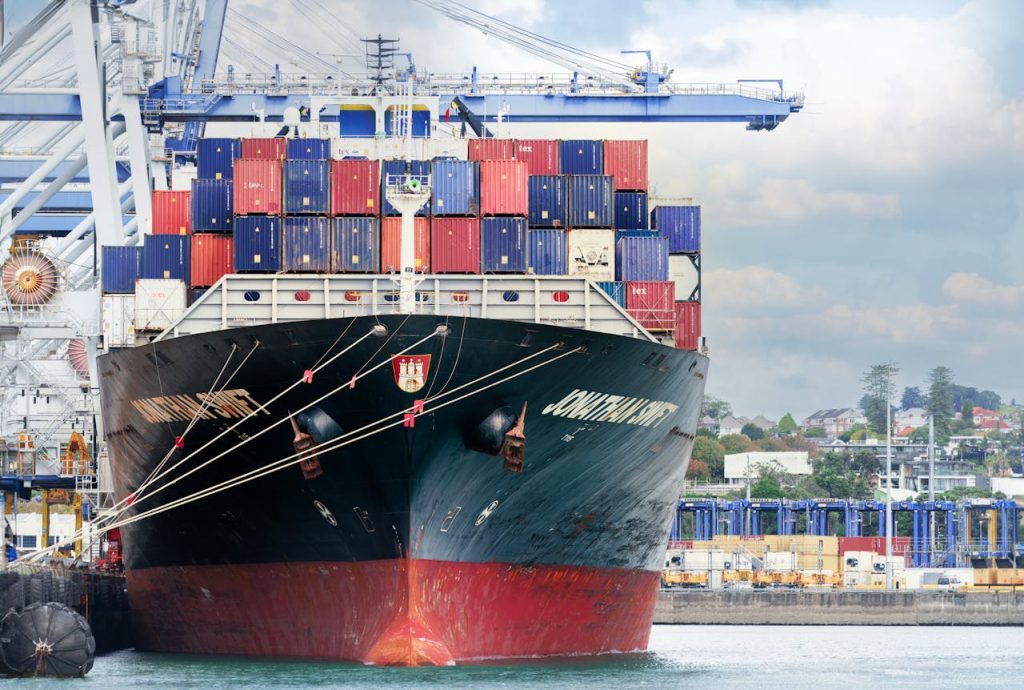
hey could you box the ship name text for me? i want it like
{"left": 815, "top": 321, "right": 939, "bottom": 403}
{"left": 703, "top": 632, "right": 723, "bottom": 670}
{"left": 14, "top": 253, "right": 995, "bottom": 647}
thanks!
{"left": 542, "top": 389, "right": 678, "bottom": 428}
{"left": 130, "top": 388, "right": 270, "bottom": 424}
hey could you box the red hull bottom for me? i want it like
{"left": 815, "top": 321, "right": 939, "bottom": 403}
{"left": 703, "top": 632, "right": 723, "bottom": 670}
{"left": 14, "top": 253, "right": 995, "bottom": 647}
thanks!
{"left": 126, "top": 560, "right": 659, "bottom": 665}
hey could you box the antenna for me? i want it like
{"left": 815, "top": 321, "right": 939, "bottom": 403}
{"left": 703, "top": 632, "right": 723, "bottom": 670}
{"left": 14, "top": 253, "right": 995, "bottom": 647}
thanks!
{"left": 361, "top": 34, "right": 400, "bottom": 92}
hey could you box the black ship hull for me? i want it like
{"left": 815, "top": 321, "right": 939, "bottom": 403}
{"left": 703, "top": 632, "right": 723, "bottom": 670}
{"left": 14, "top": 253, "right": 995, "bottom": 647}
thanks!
{"left": 99, "top": 314, "right": 707, "bottom": 664}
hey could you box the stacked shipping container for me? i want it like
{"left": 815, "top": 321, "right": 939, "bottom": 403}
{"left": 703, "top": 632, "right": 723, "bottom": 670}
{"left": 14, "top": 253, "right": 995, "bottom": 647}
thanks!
{"left": 110, "top": 135, "right": 700, "bottom": 350}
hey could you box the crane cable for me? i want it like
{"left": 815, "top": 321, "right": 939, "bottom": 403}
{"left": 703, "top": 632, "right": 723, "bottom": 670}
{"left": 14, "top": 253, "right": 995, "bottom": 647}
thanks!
{"left": 16, "top": 342, "right": 580, "bottom": 566}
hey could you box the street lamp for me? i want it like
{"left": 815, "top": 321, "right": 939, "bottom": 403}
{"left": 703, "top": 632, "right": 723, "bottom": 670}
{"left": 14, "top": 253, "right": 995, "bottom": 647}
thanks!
{"left": 885, "top": 379, "right": 893, "bottom": 590}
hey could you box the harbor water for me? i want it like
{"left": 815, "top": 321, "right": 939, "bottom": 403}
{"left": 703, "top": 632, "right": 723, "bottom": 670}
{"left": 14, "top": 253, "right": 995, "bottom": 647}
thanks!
{"left": 26, "top": 625, "right": 1024, "bottom": 688}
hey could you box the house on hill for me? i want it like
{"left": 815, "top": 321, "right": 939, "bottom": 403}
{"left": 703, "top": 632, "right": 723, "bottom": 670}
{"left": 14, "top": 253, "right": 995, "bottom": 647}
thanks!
{"left": 802, "top": 408, "right": 867, "bottom": 437}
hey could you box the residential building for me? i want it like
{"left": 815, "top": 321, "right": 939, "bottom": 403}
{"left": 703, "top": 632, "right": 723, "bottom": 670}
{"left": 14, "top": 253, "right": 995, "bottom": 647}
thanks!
{"left": 973, "top": 407, "right": 1002, "bottom": 426}
{"left": 717, "top": 415, "right": 748, "bottom": 437}
{"left": 895, "top": 407, "right": 928, "bottom": 429}
{"left": 802, "top": 408, "right": 867, "bottom": 437}
{"left": 717, "top": 414, "right": 777, "bottom": 438}
{"left": 817, "top": 440, "right": 981, "bottom": 494}
{"left": 724, "top": 451, "right": 811, "bottom": 485}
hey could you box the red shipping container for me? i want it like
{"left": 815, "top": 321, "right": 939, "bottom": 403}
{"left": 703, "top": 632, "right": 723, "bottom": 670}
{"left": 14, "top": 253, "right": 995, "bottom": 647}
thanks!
{"left": 234, "top": 159, "right": 283, "bottom": 215}
{"left": 479, "top": 160, "right": 528, "bottom": 216}
{"left": 152, "top": 190, "right": 191, "bottom": 234}
{"left": 838, "top": 536, "right": 912, "bottom": 557}
{"left": 514, "top": 139, "right": 559, "bottom": 175}
{"left": 673, "top": 301, "right": 701, "bottom": 350}
{"left": 431, "top": 217, "right": 480, "bottom": 273}
{"left": 625, "top": 281, "right": 675, "bottom": 330}
{"left": 190, "top": 233, "right": 233, "bottom": 287}
{"left": 468, "top": 138, "right": 514, "bottom": 161}
{"left": 331, "top": 159, "right": 380, "bottom": 216}
{"left": 381, "top": 217, "right": 430, "bottom": 273}
{"left": 603, "top": 140, "right": 649, "bottom": 191}
{"left": 240, "top": 137, "right": 286, "bottom": 161}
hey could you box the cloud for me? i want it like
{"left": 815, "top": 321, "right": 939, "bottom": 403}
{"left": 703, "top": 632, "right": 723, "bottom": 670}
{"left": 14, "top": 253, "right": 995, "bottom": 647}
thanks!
{"left": 943, "top": 272, "right": 1024, "bottom": 308}
{"left": 703, "top": 266, "right": 827, "bottom": 308}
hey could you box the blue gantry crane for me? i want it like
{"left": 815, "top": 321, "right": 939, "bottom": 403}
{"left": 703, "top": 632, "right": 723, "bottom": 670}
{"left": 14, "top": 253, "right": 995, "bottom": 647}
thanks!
{"left": 0, "top": 0, "right": 802, "bottom": 510}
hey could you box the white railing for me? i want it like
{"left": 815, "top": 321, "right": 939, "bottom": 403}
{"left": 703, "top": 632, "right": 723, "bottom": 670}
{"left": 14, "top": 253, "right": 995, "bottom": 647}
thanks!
{"left": 155, "top": 274, "right": 658, "bottom": 343}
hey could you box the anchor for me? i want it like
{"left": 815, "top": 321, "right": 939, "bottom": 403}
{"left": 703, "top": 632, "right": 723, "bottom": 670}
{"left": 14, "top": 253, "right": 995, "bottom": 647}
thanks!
{"left": 499, "top": 402, "right": 528, "bottom": 473}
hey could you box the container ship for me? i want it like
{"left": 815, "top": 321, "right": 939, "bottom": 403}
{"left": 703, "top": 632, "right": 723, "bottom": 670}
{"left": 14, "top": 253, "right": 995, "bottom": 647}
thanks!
{"left": 97, "top": 117, "right": 707, "bottom": 664}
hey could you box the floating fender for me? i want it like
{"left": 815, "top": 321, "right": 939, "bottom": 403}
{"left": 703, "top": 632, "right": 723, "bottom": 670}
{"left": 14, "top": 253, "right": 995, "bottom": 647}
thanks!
{"left": 297, "top": 406, "right": 344, "bottom": 444}
{"left": 466, "top": 406, "right": 517, "bottom": 455}
{"left": 0, "top": 602, "right": 95, "bottom": 678}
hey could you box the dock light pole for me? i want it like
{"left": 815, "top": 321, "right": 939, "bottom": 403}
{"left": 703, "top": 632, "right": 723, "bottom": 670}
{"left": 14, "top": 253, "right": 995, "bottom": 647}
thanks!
{"left": 928, "top": 414, "right": 935, "bottom": 561}
{"left": 885, "top": 389, "right": 893, "bottom": 590}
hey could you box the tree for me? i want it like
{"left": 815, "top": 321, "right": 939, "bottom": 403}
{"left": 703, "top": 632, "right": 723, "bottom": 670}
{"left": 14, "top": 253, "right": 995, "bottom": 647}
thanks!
{"left": 928, "top": 366, "right": 955, "bottom": 437}
{"left": 908, "top": 425, "right": 930, "bottom": 442}
{"left": 977, "top": 390, "right": 1002, "bottom": 411}
{"left": 811, "top": 452, "right": 874, "bottom": 499}
{"left": 960, "top": 400, "right": 975, "bottom": 428}
{"left": 720, "top": 434, "right": 755, "bottom": 455}
{"left": 803, "top": 425, "right": 826, "bottom": 438}
{"left": 741, "top": 423, "right": 765, "bottom": 440}
{"left": 749, "top": 476, "right": 785, "bottom": 499}
{"left": 685, "top": 459, "right": 710, "bottom": 480}
{"left": 900, "top": 386, "right": 926, "bottom": 410}
{"left": 700, "top": 395, "right": 732, "bottom": 421}
{"left": 777, "top": 413, "right": 798, "bottom": 435}
{"left": 758, "top": 438, "right": 786, "bottom": 452}
{"left": 691, "top": 436, "right": 725, "bottom": 481}
{"left": 861, "top": 362, "right": 899, "bottom": 434}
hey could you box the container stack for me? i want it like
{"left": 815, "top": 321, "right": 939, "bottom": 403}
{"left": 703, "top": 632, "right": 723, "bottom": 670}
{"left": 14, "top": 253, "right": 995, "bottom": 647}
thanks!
{"left": 100, "top": 135, "right": 702, "bottom": 351}
{"left": 479, "top": 153, "right": 528, "bottom": 273}
{"left": 331, "top": 159, "right": 380, "bottom": 273}
{"left": 282, "top": 138, "right": 331, "bottom": 273}
{"left": 651, "top": 203, "right": 701, "bottom": 350}
{"left": 431, "top": 158, "right": 479, "bottom": 273}
{"left": 186, "top": 138, "right": 237, "bottom": 293}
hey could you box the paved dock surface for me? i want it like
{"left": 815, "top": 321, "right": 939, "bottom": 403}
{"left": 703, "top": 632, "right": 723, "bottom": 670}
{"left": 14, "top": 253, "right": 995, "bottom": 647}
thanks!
{"left": 655, "top": 589, "right": 1024, "bottom": 625}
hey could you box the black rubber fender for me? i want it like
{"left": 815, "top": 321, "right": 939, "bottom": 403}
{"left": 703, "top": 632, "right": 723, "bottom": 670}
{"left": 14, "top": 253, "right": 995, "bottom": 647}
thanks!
{"left": 0, "top": 602, "right": 95, "bottom": 678}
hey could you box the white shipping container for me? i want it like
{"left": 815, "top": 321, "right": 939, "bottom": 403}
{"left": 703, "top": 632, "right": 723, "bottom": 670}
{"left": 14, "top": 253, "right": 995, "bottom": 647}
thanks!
{"left": 567, "top": 229, "right": 615, "bottom": 281}
{"left": 134, "top": 279, "right": 187, "bottom": 332}
{"left": 763, "top": 551, "right": 798, "bottom": 572}
{"left": 101, "top": 294, "right": 135, "bottom": 348}
{"left": 668, "top": 254, "right": 699, "bottom": 301}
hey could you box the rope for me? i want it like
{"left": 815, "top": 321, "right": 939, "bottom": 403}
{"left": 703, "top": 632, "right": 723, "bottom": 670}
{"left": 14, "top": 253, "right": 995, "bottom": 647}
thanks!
{"left": 16, "top": 342, "right": 578, "bottom": 565}
{"left": 94, "top": 345, "right": 582, "bottom": 537}
{"left": 107, "top": 327, "right": 436, "bottom": 518}
{"left": 14, "top": 321, "right": 377, "bottom": 567}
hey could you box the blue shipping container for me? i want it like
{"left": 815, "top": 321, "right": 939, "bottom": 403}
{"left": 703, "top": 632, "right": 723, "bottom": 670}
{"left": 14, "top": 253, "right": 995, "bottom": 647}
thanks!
{"left": 559, "top": 140, "right": 603, "bottom": 175}
{"left": 528, "top": 175, "right": 567, "bottom": 227}
{"left": 481, "top": 217, "right": 528, "bottom": 273}
{"left": 287, "top": 138, "right": 331, "bottom": 160}
{"left": 528, "top": 229, "right": 567, "bottom": 275}
{"left": 431, "top": 160, "right": 479, "bottom": 216}
{"left": 596, "top": 280, "right": 626, "bottom": 309}
{"left": 568, "top": 175, "right": 614, "bottom": 228}
{"left": 191, "top": 179, "right": 234, "bottom": 232}
{"left": 101, "top": 245, "right": 141, "bottom": 294}
{"left": 381, "top": 160, "right": 430, "bottom": 216}
{"left": 282, "top": 217, "right": 330, "bottom": 272}
{"left": 331, "top": 217, "right": 379, "bottom": 272}
{"left": 233, "top": 216, "right": 281, "bottom": 272}
{"left": 615, "top": 236, "right": 670, "bottom": 282}
{"left": 142, "top": 234, "right": 190, "bottom": 283}
{"left": 196, "top": 138, "right": 239, "bottom": 180}
{"left": 614, "top": 192, "right": 648, "bottom": 230}
{"left": 651, "top": 205, "right": 701, "bottom": 253}
{"left": 284, "top": 160, "right": 331, "bottom": 214}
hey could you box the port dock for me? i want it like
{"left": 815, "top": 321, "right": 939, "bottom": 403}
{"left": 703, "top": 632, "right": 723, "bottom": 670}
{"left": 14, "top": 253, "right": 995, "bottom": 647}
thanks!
{"left": 655, "top": 589, "right": 1024, "bottom": 625}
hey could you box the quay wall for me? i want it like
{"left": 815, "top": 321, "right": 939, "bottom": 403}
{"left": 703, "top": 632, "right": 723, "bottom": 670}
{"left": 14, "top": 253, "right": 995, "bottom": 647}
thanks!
{"left": 654, "top": 589, "right": 1024, "bottom": 625}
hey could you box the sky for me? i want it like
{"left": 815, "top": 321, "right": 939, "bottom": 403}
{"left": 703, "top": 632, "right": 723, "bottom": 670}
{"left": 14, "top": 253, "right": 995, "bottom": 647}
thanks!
{"left": 7, "top": 0, "right": 1023, "bottom": 420}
